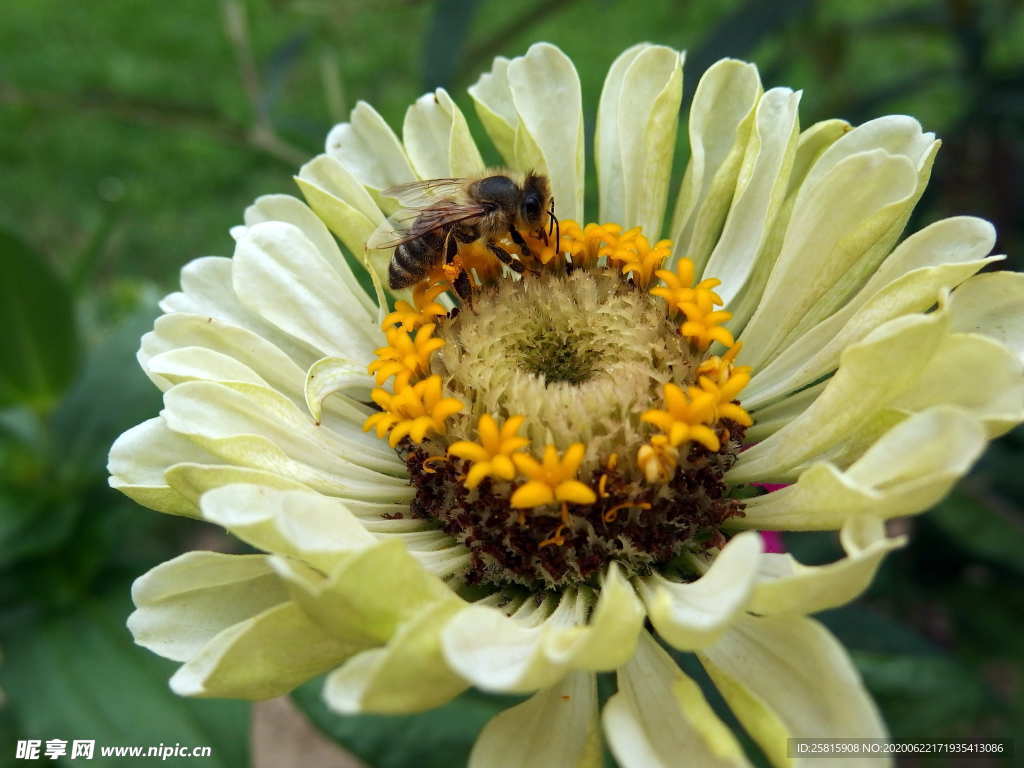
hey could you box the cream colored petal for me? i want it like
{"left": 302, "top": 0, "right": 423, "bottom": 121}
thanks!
{"left": 746, "top": 381, "right": 826, "bottom": 443}
{"left": 240, "top": 194, "right": 376, "bottom": 319}
{"left": 639, "top": 531, "right": 762, "bottom": 651}
{"left": 269, "top": 539, "right": 452, "bottom": 646}
{"left": 749, "top": 517, "right": 904, "bottom": 614}
{"left": 323, "top": 599, "right": 467, "bottom": 714}
{"left": 669, "top": 58, "right": 762, "bottom": 272}
{"left": 471, "top": 672, "right": 601, "bottom": 768}
{"left": 596, "top": 44, "right": 684, "bottom": 237}
{"left": 141, "top": 313, "right": 308, "bottom": 401}
{"left": 507, "top": 43, "right": 585, "bottom": 223}
{"left": 744, "top": 216, "right": 999, "bottom": 409}
{"left": 161, "top": 381, "right": 411, "bottom": 498}
{"left": 128, "top": 552, "right": 287, "bottom": 663}
{"left": 703, "top": 87, "right": 800, "bottom": 323}
{"left": 170, "top": 601, "right": 357, "bottom": 700}
{"left": 199, "top": 484, "right": 376, "bottom": 571}
{"left": 232, "top": 221, "right": 382, "bottom": 362}
{"left": 108, "top": 417, "right": 216, "bottom": 517}
{"left": 783, "top": 118, "right": 940, "bottom": 340}
{"left": 403, "top": 87, "right": 485, "bottom": 179}
{"left": 159, "top": 257, "right": 318, "bottom": 371}
{"left": 443, "top": 564, "right": 644, "bottom": 693}
{"left": 468, "top": 56, "right": 517, "bottom": 163}
{"left": 891, "top": 333, "right": 1024, "bottom": 436}
{"left": 738, "top": 149, "right": 920, "bottom": 370}
{"left": 730, "top": 306, "right": 949, "bottom": 483}
{"left": 722, "top": 118, "right": 852, "bottom": 335}
{"left": 304, "top": 356, "right": 374, "bottom": 424}
{"left": 700, "top": 615, "right": 888, "bottom": 768}
{"left": 733, "top": 406, "right": 986, "bottom": 530}
{"left": 604, "top": 632, "right": 751, "bottom": 768}
{"left": 949, "top": 271, "right": 1024, "bottom": 365}
{"left": 146, "top": 346, "right": 268, "bottom": 388}
{"left": 325, "top": 100, "right": 417, "bottom": 210}
{"left": 165, "top": 462, "right": 311, "bottom": 504}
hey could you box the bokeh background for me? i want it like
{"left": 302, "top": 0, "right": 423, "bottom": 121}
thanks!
{"left": 2, "top": 0, "right": 1023, "bottom": 766}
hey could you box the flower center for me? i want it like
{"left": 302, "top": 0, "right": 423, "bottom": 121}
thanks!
{"left": 363, "top": 222, "right": 753, "bottom": 590}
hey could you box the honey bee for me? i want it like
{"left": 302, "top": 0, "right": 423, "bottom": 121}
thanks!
{"left": 367, "top": 171, "right": 558, "bottom": 299}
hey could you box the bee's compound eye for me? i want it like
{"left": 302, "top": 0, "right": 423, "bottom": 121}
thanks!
{"left": 523, "top": 193, "right": 541, "bottom": 220}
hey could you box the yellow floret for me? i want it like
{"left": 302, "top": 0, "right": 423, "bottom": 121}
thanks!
{"left": 362, "top": 375, "right": 463, "bottom": 448}
{"left": 367, "top": 323, "right": 444, "bottom": 389}
{"left": 510, "top": 443, "right": 597, "bottom": 508}
{"left": 448, "top": 414, "right": 530, "bottom": 489}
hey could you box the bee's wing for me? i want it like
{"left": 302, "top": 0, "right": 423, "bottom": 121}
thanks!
{"left": 383, "top": 178, "right": 467, "bottom": 208}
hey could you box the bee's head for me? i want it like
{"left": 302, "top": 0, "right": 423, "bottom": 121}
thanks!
{"left": 520, "top": 171, "right": 551, "bottom": 228}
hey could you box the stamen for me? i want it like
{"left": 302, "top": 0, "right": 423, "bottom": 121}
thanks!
{"left": 637, "top": 435, "right": 678, "bottom": 483}
{"left": 422, "top": 455, "right": 447, "bottom": 474}
{"left": 604, "top": 501, "right": 651, "bottom": 523}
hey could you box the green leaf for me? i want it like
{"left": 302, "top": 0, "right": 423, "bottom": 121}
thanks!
{"left": 292, "top": 679, "right": 524, "bottom": 768}
{"left": 0, "top": 230, "right": 80, "bottom": 412}
{"left": 0, "top": 586, "right": 249, "bottom": 767}
{"left": 927, "top": 487, "right": 1024, "bottom": 575}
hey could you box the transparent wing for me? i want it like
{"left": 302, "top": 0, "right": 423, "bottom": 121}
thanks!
{"left": 367, "top": 201, "right": 490, "bottom": 251}
{"left": 383, "top": 178, "right": 467, "bottom": 209}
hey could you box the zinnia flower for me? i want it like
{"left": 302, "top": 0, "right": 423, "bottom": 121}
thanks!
{"left": 110, "top": 42, "right": 1024, "bottom": 767}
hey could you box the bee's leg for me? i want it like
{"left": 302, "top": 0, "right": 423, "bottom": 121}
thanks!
{"left": 443, "top": 229, "right": 458, "bottom": 263}
{"left": 486, "top": 242, "right": 525, "bottom": 275}
{"left": 453, "top": 269, "right": 474, "bottom": 310}
{"left": 508, "top": 228, "right": 534, "bottom": 259}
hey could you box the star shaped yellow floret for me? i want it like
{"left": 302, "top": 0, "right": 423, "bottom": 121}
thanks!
{"left": 651, "top": 257, "right": 735, "bottom": 350}
{"left": 362, "top": 376, "right": 463, "bottom": 447}
{"left": 382, "top": 283, "right": 447, "bottom": 332}
{"left": 560, "top": 221, "right": 623, "bottom": 267}
{"left": 509, "top": 443, "right": 597, "bottom": 508}
{"left": 641, "top": 382, "right": 721, "bottom": 452}
{"left": 367, "top": 323, "right": 444, "bottom": 389}
{"left": 604, "top": 230, "right": 671, "bottom": 288}
{"left": 448, "top": 414, "right": 529, "bottom": 489}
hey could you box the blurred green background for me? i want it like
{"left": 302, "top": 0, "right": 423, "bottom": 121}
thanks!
{"left": 2, "top": 0, "right": 1023, "bottom": 766}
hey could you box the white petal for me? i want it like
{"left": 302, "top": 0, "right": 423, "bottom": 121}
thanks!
{"left": 199, "top": 484, "right": 377, "bottom": 572}
{"left": 669, "top": 58, "right": 762, "bottom": 272}
{"left": 703, "top": 87, "right": 801, "bottom": 323}
{"left": 470, "top": 672, "right": 601, "bottom": 768}
{"left": 468, "top": 56, "right": 517, "bottom": 163}
{"left": 739, "top": 149, "right": 920, "bottom": 369}
{"left": 108, "top": 417, "right": 216, "bottom": 517}
{"left": 170, "top": 600, "right": 357, "bottom": 700}
{"left": 734, "top": 406, "right": 987, "bottom": 530}
{"left": 443, "top": 563, "right": 644, "bottom": 693}
{"left": 304, "top": 355, "right": 374, "bottom": 424}
{"left": 604, "top": 632, "right": 751, "bottom": 768}
{"left": 232, "top": 221, "right": 382, "bottom": 362}
{"left": 161, "top": 380, "right": 410, "bottom": 498}
{"left": 700, "top": 615, "right": 888, "bottom": 768}
{"left": 744, "top": 216, "right": 999, "bottom": 409}
{"left": 240, "top": 194, "right": 376, "bottom": 319}
{"left": 639, "top": 531, "right": 762, "bottom": 651}
{"left": 403, "top": 87, "right": 485, "bottom": 179}
{"left": 323, "top": 599, "right": 467, "bottom": 714}
{"left": 596, "top": 44, "right": 684, "bottom": 237}
{"left": 507, "top": 43, "right": 585, "bottom": 223}
{"left": 891, "top": 333, "right": 1024, "bottom": 436}
{"left": 949, "top": 271, "right": 1024, "bottom": 365}
{"left": 269, "top": 538, "right": 452, "bottom": 646}
{"left": 325, "top": 100, "right": 417, "bottom": 209}
{"left": 146, "top": 346, "right": 268, "bottom": 388}
{"left": 160, "top": 257, "right": 318, "bottom": 371}
{"left": 749, "top": 517, "right": 904, "bottom": 614}
{"left": 730, "top": 306, "right": 950, "bottom": 483}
